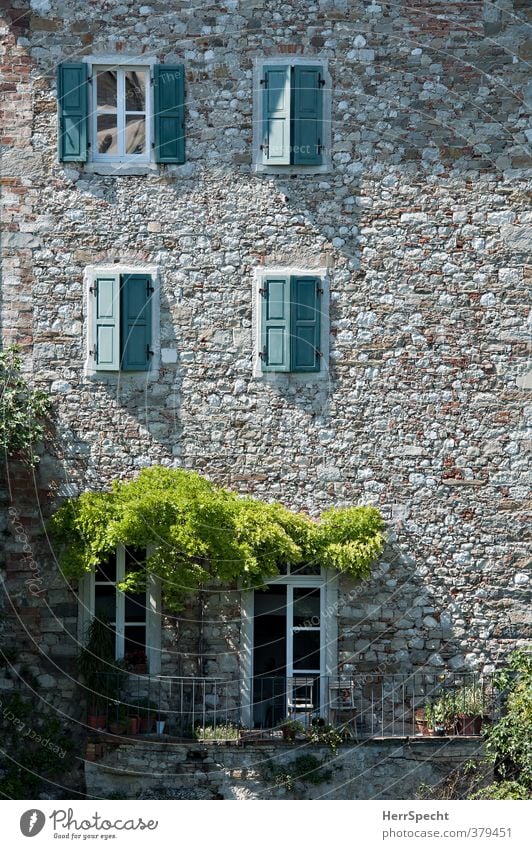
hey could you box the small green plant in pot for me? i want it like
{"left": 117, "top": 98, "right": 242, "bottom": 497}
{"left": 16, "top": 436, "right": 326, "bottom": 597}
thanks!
{"left": 78, "top": 616, "right": 126, "bottom": 731}
{"left": 453, "top": 685, "right": 486, "bottom": 736}
{"left": 425, "top": 692, "right": 456, "bottom": 736}
{"left": 280, "top": 719, "right": 305, "bottom": 741}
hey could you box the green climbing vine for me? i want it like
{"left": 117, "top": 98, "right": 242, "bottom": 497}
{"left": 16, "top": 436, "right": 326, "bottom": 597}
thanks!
{"left": 50, "top": 466, "right": 385, "bottom": 610}
{"left": 0, "top": 345, "right": 51, "bottom": 465}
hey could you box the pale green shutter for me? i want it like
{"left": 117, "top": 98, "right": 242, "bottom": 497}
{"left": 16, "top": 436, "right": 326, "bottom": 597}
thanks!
{"left": 291, "top": 276, "right": 321, "bottom": 372}
{"left": 93, "top": 276, "right": 120, "bottom": 370}
{"left": 57, "top": 63, "right": 88, "bottom": 162}
{"left": 293, "top": 66, "right": 323, "bottom": 166}
{"left": 262, "top": 65, "right": 291, "bottom": 165}
{"left": 260, "top": 277, "right": 290, "bottom": 371}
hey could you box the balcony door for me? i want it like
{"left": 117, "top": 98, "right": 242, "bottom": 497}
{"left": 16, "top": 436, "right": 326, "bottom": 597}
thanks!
{"left": 250, "top": 568, "right": 325, "bottom": 728}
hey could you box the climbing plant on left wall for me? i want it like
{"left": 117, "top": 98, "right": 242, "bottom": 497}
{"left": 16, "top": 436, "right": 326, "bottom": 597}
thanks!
{"left": 50, "top": 466, "right": 386, "bottom": 611}
{"left": 0, "top": 345, "right": 51, "bottom": 465}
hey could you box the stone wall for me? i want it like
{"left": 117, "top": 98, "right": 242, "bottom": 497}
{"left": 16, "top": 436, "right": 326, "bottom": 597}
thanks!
{"left": 84, "top": 737, "right": 488, "bottom": 800}
{"left": 0, "top": 0, "right": 530, "bottom": 725}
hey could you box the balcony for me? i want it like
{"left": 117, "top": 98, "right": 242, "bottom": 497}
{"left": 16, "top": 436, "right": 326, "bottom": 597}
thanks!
{"left": 86, "top": 671, "right": 498, "bottom": 743}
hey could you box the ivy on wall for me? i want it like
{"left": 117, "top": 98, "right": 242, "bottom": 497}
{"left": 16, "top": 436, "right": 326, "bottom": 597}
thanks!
{"left": 0, "top": 345, "right": 51, "bottom": 465}
{"left": 50, "top": 466, "right": 385, "bottom": 610}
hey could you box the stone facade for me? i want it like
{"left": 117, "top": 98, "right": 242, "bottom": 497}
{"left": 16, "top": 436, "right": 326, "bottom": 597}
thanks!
{"left": 84, "top": 737, "right": 488, "bottom": 800}
{"left": 1, "top": 0, "right": 531, "bottom": 745}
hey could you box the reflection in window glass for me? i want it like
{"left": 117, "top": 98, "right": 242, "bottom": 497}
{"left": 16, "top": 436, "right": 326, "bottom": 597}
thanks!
{"left": 97, "top": 70, "right": 117, "bottom": 109}
{"left": 125, "top": 71, "right": 145, "bottom": 111}
{"left": 97, "top": 114, "right": 117, "bottom": 154}
{"left": 125, "top": 116, "right": 146, "bottom": 154}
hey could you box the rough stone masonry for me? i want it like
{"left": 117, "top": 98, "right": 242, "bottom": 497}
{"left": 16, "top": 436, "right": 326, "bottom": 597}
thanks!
{"left": 0, "top": 0, "right": 530, "bottom": 724}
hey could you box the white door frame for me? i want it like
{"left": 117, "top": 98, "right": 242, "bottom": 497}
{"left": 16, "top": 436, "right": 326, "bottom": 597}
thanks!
{"left": 239, "top": 570, "right": 338, "bottom": 727}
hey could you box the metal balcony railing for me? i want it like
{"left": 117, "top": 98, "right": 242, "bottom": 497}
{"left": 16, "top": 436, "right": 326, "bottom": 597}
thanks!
{"left": 88, "top": 671, "right": 499, "bottom": 741}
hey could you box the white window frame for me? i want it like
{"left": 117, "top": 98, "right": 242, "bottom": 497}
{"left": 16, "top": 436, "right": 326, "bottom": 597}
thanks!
{"left": 82, "top": 55, "right": 157, "bottom": 174}
{"left": 77, "top": 544, "right": 162, "bottom": 675}
{"left": 252, "top": 56, "right": 332, "bottom": 174}
{"left": 252, "top": 266, "right": 330, "bottom": 381}
{"left": 83, "top": 264, "right": 161, "bottom": 379}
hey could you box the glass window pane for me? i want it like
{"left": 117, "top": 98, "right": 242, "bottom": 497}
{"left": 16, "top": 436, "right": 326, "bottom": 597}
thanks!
{"left": 97, "top": 70, "right": 117, "bottom": 108}
{"left": 125, "top": 116, "right": 146, "bottom": 154}
{"left": 124, "top": 591, "right": 146, "bottom": 622}
{"left": 123, "top": 625, "right": 146, "bottom": 657}
{"left": 97, "top": 114, "right": 117, "bottom": 154}
{"left": 94, "top": 586, "right": 116, "bottom": 621}
{"left": 125, "top": 70, "right": 146, "bottom": 111}
{"left": 95, "top": 552, "right": 116, "bottom": 583}
{"left": 125, "top": 546, "right": 146, "bottom": 574}
{"left": 293, "top": 630, "right": 320, "bottom": 671}
{"left": 293, "top": 588, "right": 320, "bottom": 628}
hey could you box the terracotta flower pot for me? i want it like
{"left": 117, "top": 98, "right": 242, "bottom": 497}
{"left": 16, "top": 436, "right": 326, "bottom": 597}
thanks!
{"left": 455, "top": 713, "right": 482, "bottom": 736}
{"left": 127, "top": 715, "right": 139, "bottom": 735}
{"left": 87, "top": 714, "right": 107, "bottom": 730}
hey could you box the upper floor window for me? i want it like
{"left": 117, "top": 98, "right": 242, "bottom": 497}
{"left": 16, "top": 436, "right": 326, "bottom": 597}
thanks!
{"left": 253, "top": 269, "right": 330, "bottom": 377}
{"left": 254, "top": 59, "right": 331, "bottom": 173}
{"left": 57, "top": 60, "right": 185, "bottom": 166}
{"left": 93, "top": 66, "right": 150, "bottom": 161}
{"left": 84, "top": 265, "right": 160, "bottom": 375}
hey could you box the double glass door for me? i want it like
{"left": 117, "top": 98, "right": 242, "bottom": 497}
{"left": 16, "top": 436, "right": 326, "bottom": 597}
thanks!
{"left": 252, "top": 579, "right": 324, "bottom": 727}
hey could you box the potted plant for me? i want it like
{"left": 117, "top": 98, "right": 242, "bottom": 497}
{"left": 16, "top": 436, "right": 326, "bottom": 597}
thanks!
{"left": 127, "top": 714, "right": 140, "bottom": 735}
{"left": 425, "top": 692, "right": 455, "bottom": 736}
{"left": 78, "top": 616, "right": 121, "bottom": 732}
{"left": 280, "top": 718, "right": 305, "bottom": 741}
{"left": 453, "top": 685, "right": 485, "bottom": 736}
{"left": 108, "top": 704, "right": 128, "bottom": 735}
{"left": 87, "top": 703, "right": 108, "bottom": 731}
{"left": 414, "top": 706, "right": 429, "bottom": 736}
{"left": 155, "top": 712, "right": 167, "bottom": 735}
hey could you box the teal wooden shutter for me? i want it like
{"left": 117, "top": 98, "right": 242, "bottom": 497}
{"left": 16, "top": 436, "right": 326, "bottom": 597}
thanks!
{"left": 120, "top": 274, "right": 153, "bottom": 371}
{"left": 260, "top": 277, "right": 290, "bottom": 371}
{"left": 262, "top": 65, "right": 291, "bottom": 165}
{"left": 93, "top": 276, "right": 120, "bottom": 371}
{"left": 154, "top": 65, "right": 185, "bottom": 164}
{"left": 293, "top": 66, "right": 323, "bottom": 166}
{"left": 57, "top": 63, "right": 88, "bottom": 162}
{"left": 290, "top": 276, "right": 321, "bottom": 372}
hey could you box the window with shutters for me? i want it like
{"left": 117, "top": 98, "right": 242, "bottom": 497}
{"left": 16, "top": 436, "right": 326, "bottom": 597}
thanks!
{"left": 84, "top": 266, "right": 160, "bottom": 376}
{"left": 253, "top": 269, "right": 329, "bottom": 377}
{"left": 253, "top": 58, "right": 331, "bottom": 172}
{"left": 57, "top": 59, "right": 185, "bottom": 167}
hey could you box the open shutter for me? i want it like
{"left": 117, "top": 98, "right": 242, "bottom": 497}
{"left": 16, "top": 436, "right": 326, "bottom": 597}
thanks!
{"left": 120, "top": 274, "right": 153, "bottom": 371}
{"left": 57, "top": 63, "right": 88, "bottom": 162}
{"left": 291, "top": 276, "right": 321, "bottom": 372}
{"left": 262, "top": 65, "right": 291, "bottom": 165}
{"left": 154, "top": 65, "right": 185, "bottom": 164}
{"left": 93, "top": 276, "right": 120, "bottom": 371}
{"left": 260, "top": 277, "right": 290, "bottom": 371}
{"left": 293, "top": 66, "right": 323, "bottom": 166}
